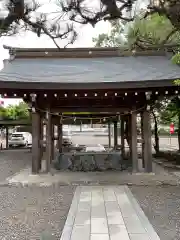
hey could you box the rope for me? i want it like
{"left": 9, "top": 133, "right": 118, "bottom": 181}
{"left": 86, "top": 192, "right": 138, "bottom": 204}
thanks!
{"left": 35, "top": 104, "right": 156, "bottom": 123}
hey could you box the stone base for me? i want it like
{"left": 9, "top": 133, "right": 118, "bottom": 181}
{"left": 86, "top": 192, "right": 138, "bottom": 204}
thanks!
{"left": 54, "top": 151, "right": 131, "bottom": 172}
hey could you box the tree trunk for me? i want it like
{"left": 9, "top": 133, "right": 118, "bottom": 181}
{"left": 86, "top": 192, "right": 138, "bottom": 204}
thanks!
{"left": 152, "top": 110, "right": 159, "bottom": 153}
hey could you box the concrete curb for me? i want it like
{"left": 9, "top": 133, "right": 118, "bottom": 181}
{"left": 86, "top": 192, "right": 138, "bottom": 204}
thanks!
{"left": 125, "top": 186, "right": 161, "bottom": 240}
{"left": 4, "top": 180, "right": 180, "bottom": 187}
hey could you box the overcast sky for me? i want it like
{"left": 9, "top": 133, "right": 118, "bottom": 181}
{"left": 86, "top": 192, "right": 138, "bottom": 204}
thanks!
{"left": 0, "top": 0, "right": 148, "bottom": 106}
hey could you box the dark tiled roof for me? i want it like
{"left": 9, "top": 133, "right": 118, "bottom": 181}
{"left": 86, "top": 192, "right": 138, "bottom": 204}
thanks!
{"left": 0, "top": 55, "right": 180, "bottom": 84}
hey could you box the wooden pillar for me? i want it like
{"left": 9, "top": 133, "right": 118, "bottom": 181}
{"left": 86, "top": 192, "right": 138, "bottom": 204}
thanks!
{"left": 80, "top": 121, "right": 82, "bottom": 132}
{"left": 90, "top": 119, "right": 93, "bottom": 128}
{"left": 57, "top": 123, "right": 63, "bottom": 153}
{"left": 5, "top": 126, "right": 9, "bottom": 149}
{"left": 131, "top": 111, "right": 138, "bottom": 172}
{"left": 120, "top": 116, "right": 125, "bottom": 158}
{"left": 38, "top": 115, "right": 44, "bottom": 171}
{"left": 31, "top": 110, "right": 41, "bottom": 174}
{"left": 114, "top": 120, "right": 118, "bottom": 149}
{"left": 108, "top": 122, "right": 111, "bottom": 148}
{"left": 125, "top": 114, "right": 132, "bottom": 157}
{"left": 45, "top": 111, "right": 52, "bottom": 173}
{"left": 141, "top": 112, "right": 145, "bottom": 168}
{"left": 142, "top": 110, "right": 152, "bottom": 172}
{"left": 51, "top": 123, "right": 54, "bottom": 162}
{"left": 127, "top": 115, "right": 132, "bottom": 160}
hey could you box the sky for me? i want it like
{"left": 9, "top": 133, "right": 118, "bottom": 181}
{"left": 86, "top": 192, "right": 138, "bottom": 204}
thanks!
{"left": 0, "top": 0, "right": 147, "bottom": 107}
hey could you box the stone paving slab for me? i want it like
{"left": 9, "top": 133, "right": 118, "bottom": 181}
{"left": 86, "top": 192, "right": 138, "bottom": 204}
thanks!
{"left": 60, "top": 186, "right": 160, "bottom": 240}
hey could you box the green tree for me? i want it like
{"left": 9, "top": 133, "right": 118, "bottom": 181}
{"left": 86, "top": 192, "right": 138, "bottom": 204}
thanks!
{"left": 160, "top": 101, "right": 178, "bottom": 126}
{"left": 0, "top": 106, "right": 8, "bottom": 120}
{"left": 150, "top": 99, "right": 171, "bottom": 153}
{"left": 160, "top": 97, "right": 180, "bottom": 151}
{"left": 93, "top": 13, "right": 180, "bottom": 153}
{"left": 6, "top": 102, "right": 30, "bottom": 120}
{"left": 151, "top": 102, "right": 163, "bottom": 153}
{"left": 127, "top": 14, "right": 180, "bottom": 151}
{"left": 0, "top": 102, "right": 30, "bottom": 121}
{"left": 172, "top": 55, "right": 180, "bottom": 85}
{"left": 93, "top": 21, "right": 126, "bottom": 47}
{"left": 93, "top": 13, "right": 180, "bottom": 49}
{"left": 1, "top": 1, "right": 180, "bottom": 48}
{"left": 127, "top": 13, "right": 180, "bottom": 49}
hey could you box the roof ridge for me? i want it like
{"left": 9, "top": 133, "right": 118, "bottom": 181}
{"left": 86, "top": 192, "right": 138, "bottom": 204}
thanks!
{"left": 3, "top": 45, "right": 170, "bottom": 58}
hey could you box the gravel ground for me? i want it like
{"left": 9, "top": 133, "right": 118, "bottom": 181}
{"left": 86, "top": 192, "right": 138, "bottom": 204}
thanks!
{"left": 1, "top": 148, "right": 180, "bottom": 240}
{"left": 0, "top": 150, "right": 74, "bottom": 240}
{"left": 0, "top": 185, "right": 75, "bottom": 240}
{"left": 0, "top": 149, "right": 31, "bottom": 182}
{"left": 130, "top": 186, "right": 180, "bottom": 240}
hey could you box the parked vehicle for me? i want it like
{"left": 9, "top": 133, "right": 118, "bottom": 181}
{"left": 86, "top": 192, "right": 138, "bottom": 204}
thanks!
{"left": 8, "top": 132, "right": 32, "bottom": 147}
{"left": 43, "top": 129, "right": 73, "bottom": 147}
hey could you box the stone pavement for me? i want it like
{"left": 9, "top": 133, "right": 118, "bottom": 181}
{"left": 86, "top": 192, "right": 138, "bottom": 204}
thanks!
{"left": 60, "top": 186, "right": 160, "bottom": 240}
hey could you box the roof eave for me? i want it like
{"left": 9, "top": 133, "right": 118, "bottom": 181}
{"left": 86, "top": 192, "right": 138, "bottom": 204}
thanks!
{"left": 0, "top": 79, "right": 175, "bottom": 91}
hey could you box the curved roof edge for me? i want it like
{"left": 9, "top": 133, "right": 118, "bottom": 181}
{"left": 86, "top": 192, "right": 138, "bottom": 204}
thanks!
{"left": 3, "top": 45, "right": 124, "bottom": 52}
{"left": 3, "top": 44, "right": 170, "bottom": 59}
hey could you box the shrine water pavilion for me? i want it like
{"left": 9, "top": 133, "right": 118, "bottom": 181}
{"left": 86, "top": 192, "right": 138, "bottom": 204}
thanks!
{"left": 0, "top": 46, "right": 180, "bottom": 174}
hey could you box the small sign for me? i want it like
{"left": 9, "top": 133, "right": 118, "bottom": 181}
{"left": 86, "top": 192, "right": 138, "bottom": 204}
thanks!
{"left": 170, "top": 123, "right": 174, "bottom": 134}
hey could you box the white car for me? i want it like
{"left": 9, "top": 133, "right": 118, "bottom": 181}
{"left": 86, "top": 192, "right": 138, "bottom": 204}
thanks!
{"left": 8, "top": 132, "right": 32, "bottom": 147}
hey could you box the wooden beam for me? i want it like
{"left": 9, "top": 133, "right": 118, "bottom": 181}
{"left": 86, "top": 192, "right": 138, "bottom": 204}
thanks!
{"left": 52, "top": 113, "right": 119, "bottom": 118}
{"left": 37, "top": 96, "right": 143, "bottom": 107}
{"left": 49, "top": 107, "right": 131, "bottom": 113}
{"left": 0, "top": 119, "right": 31, "bottom": 126}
